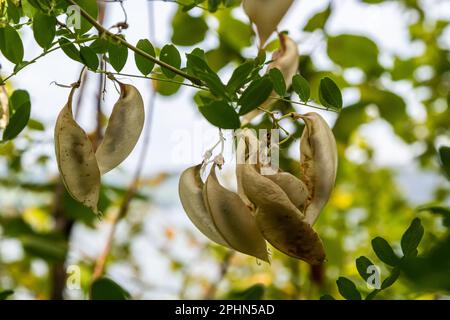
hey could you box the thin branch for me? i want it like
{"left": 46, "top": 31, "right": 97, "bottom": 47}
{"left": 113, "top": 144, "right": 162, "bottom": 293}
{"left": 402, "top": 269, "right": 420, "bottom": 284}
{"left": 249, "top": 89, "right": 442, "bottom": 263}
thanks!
{"left": 65, "top": 0, "right": 202, "bottom": 85}
{"left": 204, "top": 251, "right": 235, "bottom": 300}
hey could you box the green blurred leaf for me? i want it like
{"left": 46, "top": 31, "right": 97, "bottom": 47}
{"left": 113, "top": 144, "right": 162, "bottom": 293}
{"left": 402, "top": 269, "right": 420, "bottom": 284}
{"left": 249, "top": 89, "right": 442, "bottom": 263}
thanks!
{"left": 80, "top": 46, "right": 99, "bottom": 70}
{"left": 327, "top": 34, "right": 379, "bottom": 72}
{"left": 401, "top": 218, "right": 424, "bottom": 257}
{"left": 438, "top": 146, "right": 450, "bottom": 180}
{"left": 239, "top": 77, "right": 273, "bottom": 115}
{"left": 199, "top": 100, "right": 240, "bottom": 129}
{"left": 269, "top": 68, "right": 286, "bottom": 97}
{"left": 6, "top": 0, "right": 21, "bottom": 23}
{"left": 292, "top": 74, "right": 310, "bottom": 102}
{"left": 304, "top": 5, "right": 331, "bottom": 32}
{"left": 356, "top": 256, "right": 375, "bottom": 281}
{"left": 417, "top": 205, "right": 450, "bottom": 228}
{"left": 134, "top": 39, "right": 155, "bottom": 75}
{"left": 32, "top": 12, "right": 56, "bottom": 50}
{"left": 319, "top": 77, "right": 342, "bottom": 110}
{"left": 0, "top": 25, "right": 24, "bottom": 64}
{"left": 58, "top": 37, "right": 81, "bottom": 62}
{"left": 320, "top": 294, "right": 335, "bottom": 300}
{"left": 227, "top": 284, "right": 265, "bottom": 300}
{"left": 336, "top": 277, "right": 361, "bottom": 300}
{"left": 0, "top": 290, "right": 14, "bottom": 300}
{"left": 160, "top": 44, "right": 181, "bottom": 78}
{"left": 381, "top": 267, "right": 400, "bottom": 290}
{"left": 91, "top": 277, "right": 130, "bottom": 300}
{"left": 108, "top": 40, "right": 128, "bottom": 72}
{"left": 171, "top": 10, "right": 208, "bottom": 46}
{"left": 21, "top": 234, "right": 67, "bottom": 262}
{"left": 365, "top": 289, "right": 380, "bottom": 300}
{"left": 371, "top": 237, "right": 400, "bottom": 267}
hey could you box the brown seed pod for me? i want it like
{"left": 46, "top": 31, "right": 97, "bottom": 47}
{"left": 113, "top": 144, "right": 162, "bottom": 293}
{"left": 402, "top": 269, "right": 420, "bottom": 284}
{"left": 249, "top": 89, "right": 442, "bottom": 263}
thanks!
{"left": 178, "top": 165, "right": 229, "bottom": 247}
{"left": 299, "top": 112, "right": 338, "bottom": 225}
{"left": 243, "top": 0, "right": 294, "bottom": 48}
{"left": 96, "top": 83, "right": 145, "bottom": 175}
{"left": 54, "top": 87, "right": 100, "bottom": 213}
{"left": 203, "top": 165, "right": 269, "bottom": 262}
{"left": 265, "top": 171, "right": 309, "bottom": 209}
{"left": 240, "top": 164, "right": 325, "bottom": 264}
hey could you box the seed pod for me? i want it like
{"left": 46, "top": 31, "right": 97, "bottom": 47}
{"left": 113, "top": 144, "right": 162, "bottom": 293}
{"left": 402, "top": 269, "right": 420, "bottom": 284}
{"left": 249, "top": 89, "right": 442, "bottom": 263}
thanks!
{"left": 243, "top": 0, "right": 294, "bottom": 48}
{"left": 0, "top": 85, "right": 8, "bottom": 129}
{"left": 54, "top": 87, "right": 100, "bottom": 213}
{"left": 268, "top": 33, "right": 299, "bottom": 89}
{"left": 178, "top": 165, "right": 229, "bottom": 247}
{"left": 96, "top": 83, "right": 145, "bottom": 175}
{"left": 203, "top": 165, "right": 269, "bottom": 262}
{"left": 240, "top": 164, "right": 325, "bottom": 264}
{"left": 265, "top": 171, "right": 309, "bottom": 209}
{"left": 299, "top": 112, "right": 338, "bottom": 225}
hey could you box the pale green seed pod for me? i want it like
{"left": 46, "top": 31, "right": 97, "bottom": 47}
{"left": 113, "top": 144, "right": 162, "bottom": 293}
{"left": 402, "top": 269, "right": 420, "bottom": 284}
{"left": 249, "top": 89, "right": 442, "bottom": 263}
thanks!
{"left": 299, "top": 112, "right": 338, "bottom": 225}
{"left": 203, "top": 165, "right": 269, "bottom": 262}
{"left": 240, "top": 164, "right": 325, "bottom": 264}
{"left": 96, "top": 83, "right": 145, "bottom": 175}
{"left": 54, "top": 87, "right": 100, "bottom": 213}
{"left": 243, "top": 0, "right": 294, "bottom": 48}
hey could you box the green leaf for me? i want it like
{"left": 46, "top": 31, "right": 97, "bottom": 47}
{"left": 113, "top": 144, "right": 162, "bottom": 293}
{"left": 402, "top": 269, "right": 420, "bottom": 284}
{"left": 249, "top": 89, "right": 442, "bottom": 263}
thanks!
{"left": 320, "top": 294, "right": 336, "bottom": 300}
{"left": 6, "top": 0, "right": 21, "bottom": 23}
{"left": 269, "top": 68, "right": 286, "bottom": 97}
{"left": 319, "top": 77, "right": 342, "bottom": 110}
{"left": 381, "top": 267, "right": 400, "bottom": 290}
{"left": 292, "top": 74, "right": 310, "bottom": 102}
{"left": 171, "top": 10, "right": 208, "bottom": 46}
{"left": 80, "top": 46, "right": 99, "bottom": 70}
{"left": 160, "top": 44, "right": 181, "bottom": 79}
{"left": 58, "top": 37, "right": 81, "bottom": 62}
{"left": 227, "top": 61, "right": 255, "bottom": 93}
{"left": 239, "top": 77, "right": 273, "bottom": 115}
{"left": 371, "top": 237, "right": 400, "bottom": 267}
{"left": 108, "top": 41, "right": 128, "bottom": 72}
{"left": 365, "top": 289, "right": 380, "bottom": 300}
{"left": 336, "top": 277, "right": 361, "bottom": 300}
{"left": 327, "top": 34, "right": 379, "bottom": 72}
{"left": 89, "top": 38, "right": 109, "bottom": 54}
{"left": 208, "top": 0, "right": 221, "bottom": 12}
{"left": 3, "top": 90, "right": 31, "bottom": 141}
{"left": 197, "top": 71, "right": 228, "bottom": 99}
{"left": 134, "top": 39, "right": 155, "bottom": 75}
{"left": 9, "top": 89, "right": 30, "bottom": 113}
{"left": 199, "top": 100, "right": 240, "bottom": 129}
{"left": 91, "top": 277, "right": 130, "bottom": 300}
{"left": 0, "top": 290, "right": 14, "bottom": 300}
{"left": 72, "top": 0, "right": 98, "bottom": 35}
{"left": 0, "top": 25, "right": 24, "bottom": 64}
{"left": 27, "top": 118, "right": 45, "bottom": 131}
{"left": 227, "top": 284, "right": 265, "bottom": 300}
{"left": 304, "top": 5, "right": 331, "bottom": 32}
{"left": 438, "top": 146, "right": 450, "bottom": 180}
{"left": 356, "top": 256, "right": 375, "bottom": 281}
{"left": 32, "top": 12, "right": 56, "bottom": 50}
{"left": 401, "top": 218, "right": 424, "bottom": 257}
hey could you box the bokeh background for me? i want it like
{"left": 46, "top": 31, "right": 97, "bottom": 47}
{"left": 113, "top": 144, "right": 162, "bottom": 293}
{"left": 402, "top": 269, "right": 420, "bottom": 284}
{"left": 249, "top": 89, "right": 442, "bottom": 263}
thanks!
{"left": 0, "top": 0, "right": 449, "bottom": 300}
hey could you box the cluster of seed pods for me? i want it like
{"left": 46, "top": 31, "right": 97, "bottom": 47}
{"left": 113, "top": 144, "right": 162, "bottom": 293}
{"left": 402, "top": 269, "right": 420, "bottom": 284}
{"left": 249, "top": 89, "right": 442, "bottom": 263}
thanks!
{"left": 54, "top": 81, "right": 145, "bottom": 213}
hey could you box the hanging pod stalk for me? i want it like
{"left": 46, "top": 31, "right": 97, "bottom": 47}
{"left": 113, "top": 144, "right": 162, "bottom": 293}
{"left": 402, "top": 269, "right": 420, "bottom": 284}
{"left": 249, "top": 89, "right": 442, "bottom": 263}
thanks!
{"left": 96, "top": 83, "right": 145, "bottom": 175}
{"left": 54, "top": 86, "right": 100, "bottom": 213}
{"left": 299, "top": 112, "right": 338, "bottom": 226}
{"left": 240, "top": 164, "right": 325, "bottom": 264}
{"left": 203, "top": 165, "right": 269, "bottom": 262}
{"left": 243, "top": 0, "right": 294, "bottom": 48}
{"left": 178, "top": 165, "right": 229, "bottom": 247}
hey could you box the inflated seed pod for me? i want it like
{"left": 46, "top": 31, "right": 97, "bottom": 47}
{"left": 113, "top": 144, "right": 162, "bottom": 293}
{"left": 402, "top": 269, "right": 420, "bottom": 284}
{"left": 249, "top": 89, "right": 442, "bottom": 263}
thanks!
{"left": 96, "top": 83, "right": 145, "bottom": 175}
{"left": 178, "top": 165, "right": 229, "bottom": 247}
{"left": 240, "top": 164, "right": 325, "bottom": 264}
{"left": 243, "top": 0, "right": 294, "bottom": 47}
{"left": 203, "top": 165, "right": 269, "bottom": 262}
{"left": 54, "top": 87, "right": 100, "bottom": 213}
{"left": 299, "top": 112, "right": 338, "bottom": 226}
{"left": 265, "top": 171, "right": 309, "bottom": 209}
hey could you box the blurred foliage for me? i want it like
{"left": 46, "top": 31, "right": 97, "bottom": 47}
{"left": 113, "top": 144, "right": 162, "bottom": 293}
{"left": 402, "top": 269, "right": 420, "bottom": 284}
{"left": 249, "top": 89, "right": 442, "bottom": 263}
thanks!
{"left": 0, "top": 0, "right": 449, "bottom": 300}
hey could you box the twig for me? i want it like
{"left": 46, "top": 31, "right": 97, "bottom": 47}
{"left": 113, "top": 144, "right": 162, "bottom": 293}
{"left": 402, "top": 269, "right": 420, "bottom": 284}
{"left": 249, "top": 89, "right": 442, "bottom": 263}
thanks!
{"left": 204, "top": 251, "right": 235, "bottom": 300}
{"left": 65, "top": 0, "right": 202, "bottom": 85}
